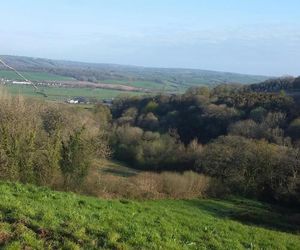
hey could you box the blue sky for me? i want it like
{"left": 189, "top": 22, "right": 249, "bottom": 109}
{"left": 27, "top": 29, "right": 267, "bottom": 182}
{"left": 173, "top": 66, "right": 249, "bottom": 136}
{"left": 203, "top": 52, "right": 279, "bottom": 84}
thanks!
{"left": 0, "top": 0, "right": 299, "bottom": 76}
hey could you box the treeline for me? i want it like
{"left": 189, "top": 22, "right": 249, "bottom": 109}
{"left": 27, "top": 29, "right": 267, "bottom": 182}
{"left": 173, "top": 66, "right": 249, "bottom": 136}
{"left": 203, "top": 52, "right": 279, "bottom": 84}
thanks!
{"left": 0, "top": 91, "right": 110, "bottom": 190}
{"left": 111, "top": 86, "right": 297, "bottom": 144}
{"left": 109, "top": 86, "right": 300, "bottom": 204}
{"left": 248, "top": 76, "right": 300, "bottom": 92}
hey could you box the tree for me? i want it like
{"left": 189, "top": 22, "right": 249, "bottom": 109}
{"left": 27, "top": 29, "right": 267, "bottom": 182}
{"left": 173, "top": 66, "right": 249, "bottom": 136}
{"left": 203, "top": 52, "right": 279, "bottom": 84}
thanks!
{"left": 138, "top": 112, "right": 159, "bottom": 130}
{"left": 249, "top": 107, "right": 267, "bottom": 123}
{"left": 60, "top": 128, "right": 92, "bottom": 189}
{"left": 198, "top": 136, "right": 300, "bottom": 202}
{"left": 144, "top": 100, "right": 159, "bottom": 113}
{"left": 93, "top": 104, "right": 112, "bottom": 129}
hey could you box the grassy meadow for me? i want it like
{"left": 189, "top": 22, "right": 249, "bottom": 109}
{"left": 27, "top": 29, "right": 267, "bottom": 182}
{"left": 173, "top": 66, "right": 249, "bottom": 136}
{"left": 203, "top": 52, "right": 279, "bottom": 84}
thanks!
{"left": 101, "top": 79, "right": 178, "bottom": 91}
{"left": 0, "top": 69, "right": 150, "bottom": 101}
{"left": 0, "top": 181, "right": 299, "bottom": 249}
{"left": 0, "top": 69, "right": 199, "bottom": 101}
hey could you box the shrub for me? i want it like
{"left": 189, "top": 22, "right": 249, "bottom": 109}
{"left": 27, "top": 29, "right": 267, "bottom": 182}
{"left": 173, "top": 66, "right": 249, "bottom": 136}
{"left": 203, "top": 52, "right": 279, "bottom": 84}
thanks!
{"left": 83, "top": 168, "right": 214, "bottom": 200}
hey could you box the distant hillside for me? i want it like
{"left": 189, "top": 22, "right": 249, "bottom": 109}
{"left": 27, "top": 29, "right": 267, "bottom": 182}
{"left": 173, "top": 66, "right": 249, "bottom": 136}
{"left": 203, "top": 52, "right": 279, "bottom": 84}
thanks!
{"left": 0, "top": 55, "right": 270, "bottom": 88}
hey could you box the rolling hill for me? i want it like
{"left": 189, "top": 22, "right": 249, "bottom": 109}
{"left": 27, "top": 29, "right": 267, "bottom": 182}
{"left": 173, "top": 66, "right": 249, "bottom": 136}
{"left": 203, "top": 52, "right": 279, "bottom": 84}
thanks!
{"left": 0, "top": 55, "right": 270, "bottom": 90}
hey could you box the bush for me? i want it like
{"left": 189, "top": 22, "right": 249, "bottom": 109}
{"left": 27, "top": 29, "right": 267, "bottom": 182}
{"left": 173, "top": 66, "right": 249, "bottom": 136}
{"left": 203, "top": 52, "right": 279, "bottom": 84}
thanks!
{"left": 83, "top": 168, "right": 214, "bottom": 200}
{"left": 158, "top": 171, "right": 211, "bottom": 199}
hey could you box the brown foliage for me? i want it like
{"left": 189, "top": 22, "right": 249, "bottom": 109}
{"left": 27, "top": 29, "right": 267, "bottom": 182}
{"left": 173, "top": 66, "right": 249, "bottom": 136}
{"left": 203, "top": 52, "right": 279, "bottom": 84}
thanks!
{"left": 83, "top": 166, "right": 215, "bottom": 200}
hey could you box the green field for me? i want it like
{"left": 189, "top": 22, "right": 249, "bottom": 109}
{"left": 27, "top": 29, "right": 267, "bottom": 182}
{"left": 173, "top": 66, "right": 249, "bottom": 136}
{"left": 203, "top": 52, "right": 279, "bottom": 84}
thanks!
{"left": 3, "top": 84, "right": 146, "bottom": 101}
{"left": 0, "top": 70, "right": 73, "bottom": 81}
{"left": 0, "top": 181, "right": 299, "bottom": 249}
{"left": 101, "top": 79, "right": 177, "bottom": 91}
{"left": 0, "top": 69, "right": 196, "bottom": 92}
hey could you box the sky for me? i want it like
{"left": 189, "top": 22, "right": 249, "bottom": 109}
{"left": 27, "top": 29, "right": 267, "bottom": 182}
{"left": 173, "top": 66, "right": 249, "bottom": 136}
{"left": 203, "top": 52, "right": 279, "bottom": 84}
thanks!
{"left": 0, "top": 0, "right": 300, "bottom": 76}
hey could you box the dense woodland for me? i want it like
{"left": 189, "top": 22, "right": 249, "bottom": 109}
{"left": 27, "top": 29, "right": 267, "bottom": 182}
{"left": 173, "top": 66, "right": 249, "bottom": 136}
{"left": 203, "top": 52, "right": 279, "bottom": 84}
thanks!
{"left": 110, "top": 82, "right": 300, "bottom": 204}
{"left": 248, "top": 76, "right": 300, "bottom": 92}
{"left": 0, "top": 78, "right": 300, "bottom": 205}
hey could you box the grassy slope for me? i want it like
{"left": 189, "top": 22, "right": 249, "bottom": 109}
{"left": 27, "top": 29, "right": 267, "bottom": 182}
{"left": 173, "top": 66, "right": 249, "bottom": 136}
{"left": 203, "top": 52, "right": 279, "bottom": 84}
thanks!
{"left": 0, "top": 182, "right": 299, "bottom": 249}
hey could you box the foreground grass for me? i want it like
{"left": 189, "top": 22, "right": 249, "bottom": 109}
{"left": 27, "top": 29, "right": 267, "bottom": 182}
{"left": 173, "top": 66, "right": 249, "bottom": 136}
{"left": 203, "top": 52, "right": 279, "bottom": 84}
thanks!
{"left": 0, "top": 182, "right": 299, "bottom": 249}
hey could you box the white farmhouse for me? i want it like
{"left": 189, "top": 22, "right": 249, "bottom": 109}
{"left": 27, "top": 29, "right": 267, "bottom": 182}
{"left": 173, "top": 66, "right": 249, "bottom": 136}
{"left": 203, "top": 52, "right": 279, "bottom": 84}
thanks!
{"left": 68, "top": 99, "right": 79, "bottom": 104}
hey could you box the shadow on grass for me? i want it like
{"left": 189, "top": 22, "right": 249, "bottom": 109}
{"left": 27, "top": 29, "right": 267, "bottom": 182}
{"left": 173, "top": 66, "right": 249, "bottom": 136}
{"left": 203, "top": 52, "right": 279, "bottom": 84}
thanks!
{"left": 101, "top": 167, "right": 138, "bottom": 177}
{"left": 185, "top": 198, "right": 300, "bottom": 234}
{"left": 98, "top": 160, "right": 140, "bottom": 177}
